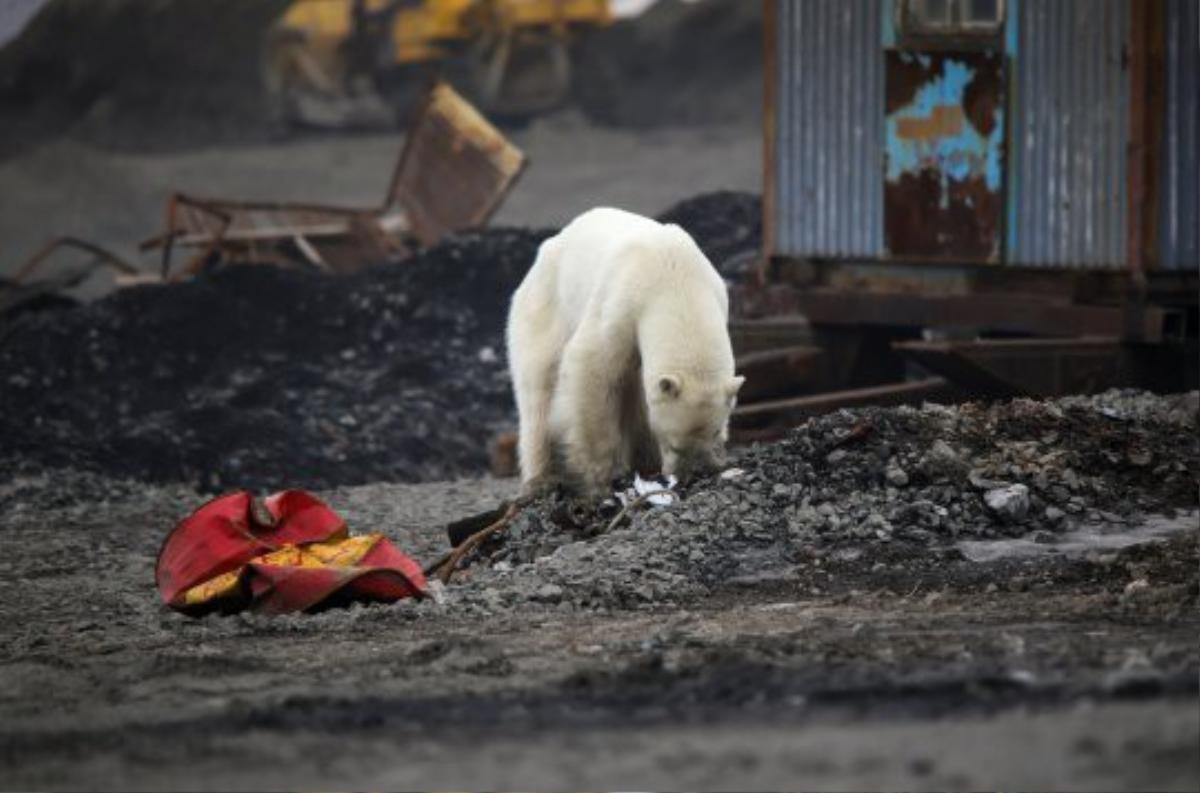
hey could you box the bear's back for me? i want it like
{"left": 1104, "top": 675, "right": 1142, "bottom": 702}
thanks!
{"left": 550, "top": 208, "right": 722, "bottom": 326}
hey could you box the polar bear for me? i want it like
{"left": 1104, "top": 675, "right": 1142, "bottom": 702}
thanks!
{"left": 506, "top": 207, "right": 744, "bottom": 497}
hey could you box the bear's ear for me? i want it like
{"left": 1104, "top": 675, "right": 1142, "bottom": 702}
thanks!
{"left": 726, "top": 376, "right": 746, "bottom": 404}
{"left": 657, "top": 375, "right": 682, "bottom": 400}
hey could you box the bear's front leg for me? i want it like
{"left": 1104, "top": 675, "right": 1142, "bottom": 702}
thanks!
{"left": 554, "top": 336, "right": 625, "bottom": 500}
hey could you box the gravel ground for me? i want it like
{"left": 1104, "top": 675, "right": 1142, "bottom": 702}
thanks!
{"left": 1, "top": 391, "right": 1196, "bottom": 789}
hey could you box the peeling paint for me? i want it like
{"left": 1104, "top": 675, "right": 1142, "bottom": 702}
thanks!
{"left": 885, "top": 50, "right": 1005, "bottom": 261}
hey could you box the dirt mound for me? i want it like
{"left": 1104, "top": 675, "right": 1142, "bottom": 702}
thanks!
{"left": 0, "top": 191, "right": 760, "bottom": 491}
{"left": 0, "top": 0, "right": 289, "bottom": 157}
{"left": 573, "top": 0, "right": 762, "bottom": 128}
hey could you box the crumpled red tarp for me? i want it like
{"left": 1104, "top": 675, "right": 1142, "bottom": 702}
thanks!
{"left": 156, "top": 490, "right": 427, "bottom": 616}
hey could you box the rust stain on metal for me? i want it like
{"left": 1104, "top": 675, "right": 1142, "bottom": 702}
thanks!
{"left": 884, "top": 50, "right": 1005, "bottom": 262}
{"left": 961, "top": 55, "right": 1003, "bottom": 137}
{"left": 885, "top": 50, "right": 939, "bottom": 115}
{"left": 884, "top": 170, "right": 1002, "bottom": 261}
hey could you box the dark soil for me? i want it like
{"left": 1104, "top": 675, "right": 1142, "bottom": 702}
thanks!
{"left": 0, "top": 384, "right": 1195, "bottom": 788}
{"left": 657, "top": 190, "right": 762, "bottom": 275}
{"left": 0, "top": 228, "right": 548, "bottom": 491}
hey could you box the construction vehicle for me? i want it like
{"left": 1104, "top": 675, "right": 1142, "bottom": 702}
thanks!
{"left": 264, "top": 0, "right": 612, "bottom": 127}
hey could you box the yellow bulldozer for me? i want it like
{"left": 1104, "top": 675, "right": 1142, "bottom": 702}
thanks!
{"left": 264, "top": 0, "right": 612, "bottom": 127}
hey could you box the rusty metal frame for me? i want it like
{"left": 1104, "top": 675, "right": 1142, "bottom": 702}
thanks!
{"left": 146, "top": 192, "right": 379, "bottom": 280}
{"left": 385, "top": 80, "right": 528, "bottom": 246}
{"left": 11, "top": 236, "right": 140, "bottom": 285}
{"left": 735, "top": 344, "right": 823, "bottom": 404}
{"left": 142, "top": 81, "right": 526, "bottom": 281}
{"left": 737, "top": 285, "right": 1173, "bottom": 342}
{"left": 730, "top": 377, "right": 959, "bottom": 443}
{"left": 894, "top": 335, "right": 1199, "bottom": 397}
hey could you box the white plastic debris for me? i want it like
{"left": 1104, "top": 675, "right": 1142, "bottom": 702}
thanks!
{"left": 616, "top": 473, "right": 678, "bottom": 507}
{"left": 719, "top": 467, "right": 745, "bottom": 480}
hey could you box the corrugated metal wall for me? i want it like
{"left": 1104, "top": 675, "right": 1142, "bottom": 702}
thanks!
{"left": 1160, "top": 0, "right": 1199, "bottom": 271}
{"left": 1009, "top": 0, "right": 1130, "bottom": 269}
{"left": 774, "top": 0, "right": 882, "bottom": 259}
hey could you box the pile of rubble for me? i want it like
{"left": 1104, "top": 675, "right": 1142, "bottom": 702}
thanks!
{"left": 439, "top": 391, "right": 1199, "bottom": 613}
{"left": 0, "top": 192, "right": 760, "bottom": 492}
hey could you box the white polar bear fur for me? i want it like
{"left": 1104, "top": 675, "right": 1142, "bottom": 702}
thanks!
{"left": 506, "top": 206, "right": 743, "bottom": 496}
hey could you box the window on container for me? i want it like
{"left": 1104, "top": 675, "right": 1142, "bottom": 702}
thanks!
{"left": 900, "top": 0, "right": 1004, "bottom": 34}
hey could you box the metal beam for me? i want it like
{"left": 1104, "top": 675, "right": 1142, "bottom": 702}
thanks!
{"left": 895, "top": 335, "right": 1199, "bottom": 397}
{"left": 731, "top": 377, "right": 959, "bottom": 440}
{"left": 764, "top": 289, "right": 1169, "bottom": 342}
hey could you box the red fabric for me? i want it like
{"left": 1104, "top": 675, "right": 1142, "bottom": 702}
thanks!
{"left": 245, "top": 562, "right": 426, "bottom": 615}
{"left": 156, "top": 490, "right": 426, "bottom": 615}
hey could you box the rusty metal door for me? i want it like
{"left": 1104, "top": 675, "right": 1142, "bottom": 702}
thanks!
{"left": 884, "top": 50, "right": 1005, "bottom": 262}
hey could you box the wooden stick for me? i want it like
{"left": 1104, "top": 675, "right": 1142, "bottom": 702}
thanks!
{"left": 602, "top": 490, "right": 680, "bottom": 535}
{"left": 424, "top": 496, "right": 532, "bottom": 584}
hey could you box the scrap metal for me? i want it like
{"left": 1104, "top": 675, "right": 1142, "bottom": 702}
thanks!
{"left": 3, "top": 237, "right": 143, "bottom": 319}
{"left": 142, "top": 81, "right": 526, "bottom": 280}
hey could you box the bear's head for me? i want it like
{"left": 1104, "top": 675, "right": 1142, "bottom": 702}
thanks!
{"left": 646, "top": 372, "right": 745, "bottom": 479}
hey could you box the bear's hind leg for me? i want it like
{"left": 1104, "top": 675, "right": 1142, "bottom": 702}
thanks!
{"left": 554, "top": 334, "right": 627, "bottom": 498}
{"left": 513, "top": 363, "right": 559, "bottom": 494}
{"left": 508, "top": 301, "right": 565, "bottom": 495}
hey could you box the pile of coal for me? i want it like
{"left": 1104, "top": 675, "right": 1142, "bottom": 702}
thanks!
{"left": 657, "top": 190, "right": 761, "bottom": 276}
{"left": 0, "top": 228, "right": 551, "bottom": 492}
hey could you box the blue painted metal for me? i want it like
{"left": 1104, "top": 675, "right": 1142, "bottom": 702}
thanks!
{"left": 881, "top": 0, "right": 897, "bottom": 47}
{"left": 1160, "top": 0, "right": 1199, "bottom": 271}
{"left": 773, "top": 0, "right": 883, "bottom": 259}
{"left": 1003, "top": 0, "right": 1019, "bottom": 55}
{"left": 885, "top": 57, "right": 1004, "bottom": 189}
{"left": 1009, "top": 0, "right": 1129, "bottom": 270}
